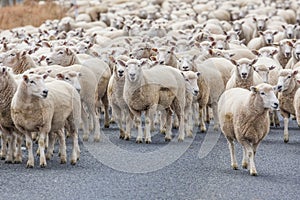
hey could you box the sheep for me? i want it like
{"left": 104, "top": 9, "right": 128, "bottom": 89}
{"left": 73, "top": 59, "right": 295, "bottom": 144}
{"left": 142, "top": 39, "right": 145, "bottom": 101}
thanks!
{"left": 119, "top": 59, "right": 186, "bottom": 143}
{"left": 285, "top": 40, "right": 300, "bottom": 69}
{"left": 276, "top": 69, "right": 300, "bottom": 143}
{"left": 247, "top": 30, "right": 278, "bottom": 50}
{"left": 155, "top": 46, "right": 178, "bottom": 67}
{"left": 0, "top": 66, "right": 22, "bottom": 163}
{"left": 218, "top": 83, "right": 279, "bottom": 176}
{"left": 107, "top": 57, "right": 133, "bottom": 140}
{"left": 273, "top": 39, "right": 294, "bottom": 68}
{"left": 25, "top": 64, "right": 100, "bottom": 142}
{"left": 226, "top": 58, "right": 264, "bottom": 90}
{"left": 45, "top": 46, "right": 112, "bottom": 129}
{"left": 11, "top": 74, "right": 81, "bottom": 168}
{"left": 231, "top": 20, "right": 253, "bottom": 44}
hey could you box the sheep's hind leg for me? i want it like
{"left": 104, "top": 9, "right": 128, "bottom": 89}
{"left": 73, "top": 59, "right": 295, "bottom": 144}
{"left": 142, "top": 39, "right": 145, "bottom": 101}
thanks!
{"left": 227, "top": 138, "right": 238, "bottom": 170}
{"left": 25, "top": 134, "right": 34, "bottom": 168}
{"left": 57, "top": 130, "right": 67, "bottom": 164}
{"left": 38, "top": 132, "right": 47, "bottom": 168}
{"left": 81, "top": 105, "right": 90, "bottom": 142}
{"left": 165, "top": 108, "right": 173, "bottom": 142}
{"left": 145, "top": 107, "right": 156, "bottom": 144}
{"left": 283, "top": 117, "right": 289, "bottom": 143}
{"left": 135, "top": 114, "right": 143, "bottom": 143}
{"left": 124, "top": 111, "right": 133, "bottom": 141}
{"left": 14, "top": 133, "right": 23, "bottom": 164}
{"left": 5, "top": 133, "right": 14, "bottom": 164}
{"left": 46, "top": 132, "right": 56, "bottom": 160}
{"left": 242, "top": 146, "right": 248, "bottom": 169}
{"left": 0, "top": 132, "right": 7, "bottom": 160}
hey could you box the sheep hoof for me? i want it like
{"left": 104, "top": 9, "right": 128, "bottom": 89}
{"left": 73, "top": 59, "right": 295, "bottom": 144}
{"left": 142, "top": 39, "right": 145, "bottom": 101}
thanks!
{"left": 14, "top": 158, "right": 22, "bottom": 164}
{"left": 160, "top": 129, "right": 166, "bottom": 135}
{"left": 173, "top": 125, "right": 179, "bottom": 129}
{"left": 231, "top": 164, "right": 238, "bottom": 170}
{"left": 124, "top": 135, "right": 130, "bottom": 140}
{"left": 94, "top": 137, "right": 100, "bottom": 142}
{"left": 82, "top": 135, "right": 89, "bottom": 142}
{"left": 250, "top": 170, "right": 257, "bottom": 176}
{"left": 200, "top": 127, "right": 207, "bottom": 133}
{"left": 71, "top": 160, "right": 77, "bottom": 165}
{"left": 284, "top": 137, "right": 289, "bottom": 143}
{"left": 5, "top": 160, "right": 13, "bottom": 164}
{"left": 145, "top": 139, "right": 152, "bottom": 144}
{"left": 0, "top": 156, "right": 5, "bottom": 160}
{"left": 46, "top": 154, "right": 53, "bottom": 160}
{"left": 104, "top": 124, "right": 110, "bottom": 128}
{"left": 119, "top": 135, "right": 125, "bottom": 140}
{"left": 165, "top": 137, "right": 171, "bottom": 142}
{"left": 242, "top": 163, "right": 248, "bottom": 169}
{"left": 136, "top": 139, "right": 143, "bottom": 144}
{"left": 26, "top": 163, "right": 34, "bottom": 168}
{"left": 40, "top": 163, "right": 47, "bottom": 168}
{"left": 178, "top": 138, "right": 184, "bottom": 142}
{"left": 60, "top": 159, "right": 67, "bottom": 164}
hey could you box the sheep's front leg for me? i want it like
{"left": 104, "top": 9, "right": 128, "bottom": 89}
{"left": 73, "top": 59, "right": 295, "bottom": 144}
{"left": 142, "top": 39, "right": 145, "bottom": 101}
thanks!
{"left": 0, "top": 132, "right": 7, "bottom": 160}
{"left": 113, "top": 105, "right": 125, "bottom": 139}
{"left": 81, "top": 105, "right": 90, "bottom": 142}
{"left": 240, "top": 140, "right": 257, "bottom": 176}
{"left": 227, "top": 138, "right": 238, "bottom": 170}
{"left": 46, "top": 132, "right": 56, "bottom": 160}
{"left": 25, "top": 134, "right": 34, "bottom": 168}
{"left": 199, "top": 108, "right": 207, "bottom": 132}
{"left": 14, "top": 133, "right": 23, "bottom": 164}
{"left": 242, "top": 146, "right": 248, "bottom": 169}
{"left": 38, "top": 132, "right": 47, "bottom": 168}
{"left": 283, "top": 117, "right": 289, "bottom": 143}
{"left": 160, "top": 110, "right": 167, "bottom": 134}
{"left": 165, "top": 108, "right": 173, "bottom": 142}
{"left": 69, "top": 128, "right": 80, "bottom": 165}
{"left": 145, "top": 107, "right": 156, "bottom": 144}
{"left": 124, "top": 110, "right": 133, "bottom": 141}
{"left": 211, "top": 103, "right": 219, "bottom": 131}
{"left": 135, "top": 114, "right": 143, "bottom": 144}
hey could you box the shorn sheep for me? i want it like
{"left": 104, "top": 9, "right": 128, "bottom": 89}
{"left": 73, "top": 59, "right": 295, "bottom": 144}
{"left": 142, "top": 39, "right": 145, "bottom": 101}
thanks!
{"left": 11, "top": 74, "right": 81, "bottom": 168}
{"left": 119, "top": 59, "right": 186, "bottom": 143}
{"left": 218, "top": 83, "right": 279, "bottom": 176}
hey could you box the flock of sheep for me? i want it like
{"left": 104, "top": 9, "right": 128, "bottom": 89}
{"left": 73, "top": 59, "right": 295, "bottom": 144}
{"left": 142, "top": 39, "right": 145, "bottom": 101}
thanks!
{"left": 0, "top": 0, "right": 299, "bottom": 176}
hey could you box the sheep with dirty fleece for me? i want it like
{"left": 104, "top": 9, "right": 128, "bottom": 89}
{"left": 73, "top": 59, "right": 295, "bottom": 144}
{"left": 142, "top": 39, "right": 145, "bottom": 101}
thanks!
{"left": 11, "top": 73, "right": 81, "bottom": 168}
{"left": 218, "top": 83, "right": 279, "bottom": 176}
{"left": 119, "top": 59, "right": 186, "bottom": 143}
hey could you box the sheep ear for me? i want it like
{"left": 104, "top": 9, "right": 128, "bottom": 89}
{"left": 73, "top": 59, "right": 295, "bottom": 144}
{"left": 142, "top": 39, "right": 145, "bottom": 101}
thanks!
{"left": 117, "top": 59, "right": 126, "bottom": 67}
{"left": 253, "top": 17, "right": 257, "bottom": 22}
{"left": 23, "top": 75, "right": 29, "bottom": 83}
{"left": 151, "top": 48, "right": 158, "bottom": 52}
{"left": 250, "top": 86, "right": 258, "bottom": 93}
{"left": 230, "top": 59, "right": 237, "bottom": 65}
{"left": 292, "top": 70, "right": 298, "bottom": 76}
{"left": 43, "top": 74, "right": 48, "bottom": 80}
{"left": 258, "top": 31, "right": 264, "bottom": 36}
{"left": 273, "top": 31, "right": 278, "bottom": 35}
{"left": 56, "top": 73, "right": 64, "bottom": 80}
{"left": 269, "top": 65, "right": 276, "bottom": 70}
{"left": 65, "top": 48, "right": 72, "bottom": 55}
{"left": 251, "top": 59, "right": 258, "bottom": 65}
{"left": 150, "top": 56, "right": 157, "bottom": 61}
{"left": 251, "top": 50, "right": 259, "bottom": 56}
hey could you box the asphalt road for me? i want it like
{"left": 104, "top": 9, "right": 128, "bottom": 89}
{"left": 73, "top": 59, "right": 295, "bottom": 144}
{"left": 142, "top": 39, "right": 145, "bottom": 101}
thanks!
{"left": 0, "top": 118, "right": 299, "bottom": 200}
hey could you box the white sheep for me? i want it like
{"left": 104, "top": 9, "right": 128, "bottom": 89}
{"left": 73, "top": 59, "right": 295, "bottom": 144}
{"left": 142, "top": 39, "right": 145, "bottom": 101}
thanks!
{"left": 11, "top": 74, "right": 81, "bottom": 168}
{"left": 247, "top": 30, "right": 278, "bottom": 50}
{"left": 276, "top": 69, "right": 300, "bottom": 143}
{"left": 0, "top": 66, "right": 22, "bottom": 163}
{"left": 273, "top": 39, "right": 294, "bottom": 68}
{"left": 226, "top": 58, "right": 264, "bottom": 90}
{"left": 218, "top": 83, "right": 279, "bottom": 176}
{"left": 285, "top": 40, "right": 300, "bottom": 69}
{"left": 119, "top": 59, "right": 186, "bottom": 143}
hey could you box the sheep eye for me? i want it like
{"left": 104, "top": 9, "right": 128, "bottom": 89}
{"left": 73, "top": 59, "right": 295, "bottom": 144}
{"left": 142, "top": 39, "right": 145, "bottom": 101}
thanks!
{"left": 287, "top": 75, "right": 291, "bottom": 78}
{"left": 58, "top": 51, "right": 63, "bottom": 55}
{"left": 167, "top": 51, "right": 171, "bottom": 54}
{"left": 30, "top": 80, "right": 35, "bottom": 84}
{"left": 10, "top": 53, "right": 15, "bottom": 57}
{"left": 65, "top": 77, "right": 70, "bottom": 80}
{"left": 260, "top": 92, "right": 265, "bottom": 95}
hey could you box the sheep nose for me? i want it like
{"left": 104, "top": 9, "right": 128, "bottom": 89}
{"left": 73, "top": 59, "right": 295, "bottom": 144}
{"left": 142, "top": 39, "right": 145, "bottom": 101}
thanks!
{"left": 277, "top": 85, "right": 282, "bottom": 91}
{"left": 118, "top": 70, "right": 124, "bottom": 74}
{"left": 42, "top": 90, "right": 48, "bottom": 97}
{"left": 273, "top": 102, "right": 279, "bottom": 108}
{"left": 242, "top": 73, "right": 247, "bottom": 76}
{"left": 46, "top": 58, "right": 50, "bottom": 61}
{"left": 285, "top": 52, "right": 291, "bottom": 57}
{"left": 160, "top": 61, "right": 164, "bottom": 64}
{"left": 288, "top": 34, "right": 292, "bottom": 38}
{"left": 267, "top": 39, "right": 272, "bottom": 43}
{"left": 193, "top": 90, "right": 199, "bottom": 95}
{"left": 183, "top": 66, "right": 189, "bottom": 70}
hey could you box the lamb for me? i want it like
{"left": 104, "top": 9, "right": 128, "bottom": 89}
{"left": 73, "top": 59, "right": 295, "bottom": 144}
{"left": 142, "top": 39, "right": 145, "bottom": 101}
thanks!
{"left": 276, "top": 69, "right": 300, "bottom": 143}
{"left": 119, "top": 59, "right": 186, "bottom": 143}
{"left": 11, "top": 73, "right": 81, "bottom": 168}
{"left": 226, "top": 58, "right": 264, "bottom": 90}
{"left": 0, "top": 66, "right": 22, "bottom": 163}
{"left": 45, "top": 46, "right": 112, "bottom": 129}
{"left": 218, "top": 83, "right": 279, "bottom": 176}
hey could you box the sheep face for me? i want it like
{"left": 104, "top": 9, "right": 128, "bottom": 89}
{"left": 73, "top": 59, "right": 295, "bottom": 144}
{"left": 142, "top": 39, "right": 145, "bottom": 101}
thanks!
{"left": 276, "top": 69, "right": 298, "bottom": 92}
{"left": 177, "top": 55, "right": 197, "bottom": 71}
{"left": 253, "top": 17, "right": 268, "bottom": 31}
{"left": 237, "top": 62, "right": 252, "bottom": 80}
{"left": 254, "top": 65, "right": 275, "bottom": 83}
{"left": 259, "top": 30, "right": 277, "bottom": 45}
{"left": 181, "top": 71, "right": 200, "bottom": 96}
{"left": 251, "top": 83, "right": 279, "bottom": 110}
{"left": 279, "top": 40, "right": 293, "bottom": 58}
{"left": 46, "top": 47, "right": 74, "bottom": 66}
{"left": 56, "top": 71, "right": 82, "bottom": 93}
{"left": 1, "top": 49, "right": 21, "bottom": 68}
{"left": 282, "top": 24, "right": 297, "bottom": 39}
{"left": 114, "top": 61, "right": 126, "bottom": 79}
{"left": 156, "top": 46, "right": 176, "bottom": 65}
{"left": 22, "top": 74, "right": 49, "bottom": 99}
{"left": 118, "top": 59, "right": 142, "bottom": 82}
{"left": 0, "top": 66, "right": 9, "bottom": 90}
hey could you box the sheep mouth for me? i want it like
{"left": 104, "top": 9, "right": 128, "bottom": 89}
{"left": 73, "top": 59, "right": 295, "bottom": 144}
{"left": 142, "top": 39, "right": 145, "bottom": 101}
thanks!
{"left": 41, "top": 94, "right": 48, "bottom": 98}
{"left": 241, "top": 75, "right": 248, "bottom": 79}
{"left": 46, "top": 60, "right": 53, "bottom": 65}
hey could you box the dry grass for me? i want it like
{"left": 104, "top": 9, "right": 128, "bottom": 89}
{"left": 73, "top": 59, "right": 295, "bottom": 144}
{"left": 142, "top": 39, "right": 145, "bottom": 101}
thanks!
{"left": 0, "top": 1, "right": 67, "bottom": 30}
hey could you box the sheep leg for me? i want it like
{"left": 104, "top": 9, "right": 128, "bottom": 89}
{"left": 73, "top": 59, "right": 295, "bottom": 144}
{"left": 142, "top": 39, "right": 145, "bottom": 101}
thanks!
{"left": 173, "top": 114, "right": 179, "bottom": 129}
{"left": 5, "top": 132, "right": 14, "bottom": 164}
{"left": 0, "top": 131, "right": 7, "bottom": 160}
{"left": 135, "top": 113, "right": 143, "bottom": 143}
{"left": 199, "top": 108, "right": 207, "bottom": 132}
{"left": 101, "top": 93, "right": 110, "bottom": 128}
{"left": 70, "top": 128, "right": 80, "bottom": 165}
{"left": 56, "top": 129, "right": 67, "bottom": 164}
{"left": 113, "top": 106, "right": 125, "bottom": 139}
{"left": 160, "top": 110, "right": 167, "bottom": 134}
{"left": 46, "top": 132, "right": 56, "bottom": 160}
{"left": 193, "top": 103, "right": 200, "bottom": 127}
{"left": 283, "top": 117, "right": 289, "bottom": 143}
{"left": 124, "top": 110, "right": 133, "bottom": 141}
{"left": 81, "top": 105, "right": 90, "bottom": 142}
{"left": 227, "top": 138, "right": 238, "bottom": 170}
{"left": 25, "top": 134, "right": 34, "bottom": 168}
{"left": 242, "top": 146, "right": 248, "bottom": 169}
{"left": 14, "top": 133, "right": 23, "bottom": 164}
{"left": 205, "top": 106, "right": 210, "bottom": 124}
{"left": 274, "top": 111, "right": 280, "bottom": 127}
{"left": 185, "top": 104, "right": 193, "bottom": 138}
{"left": 240, "top": 140, "right": 257, "bottom": 176}
{"left": 145, "top": 107, "right": 156, "bottom": 144}
{"left": 165, "top": 108, "right": 173, "bottom": 142}
{"left": 38, "top": 132, "right": 47, "bottom": 168}
{"left": 211, "top": 103, "right": 219, "bottom": 131}
{"left": 87, "top": 104, "right": 101, "bottom": 142}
